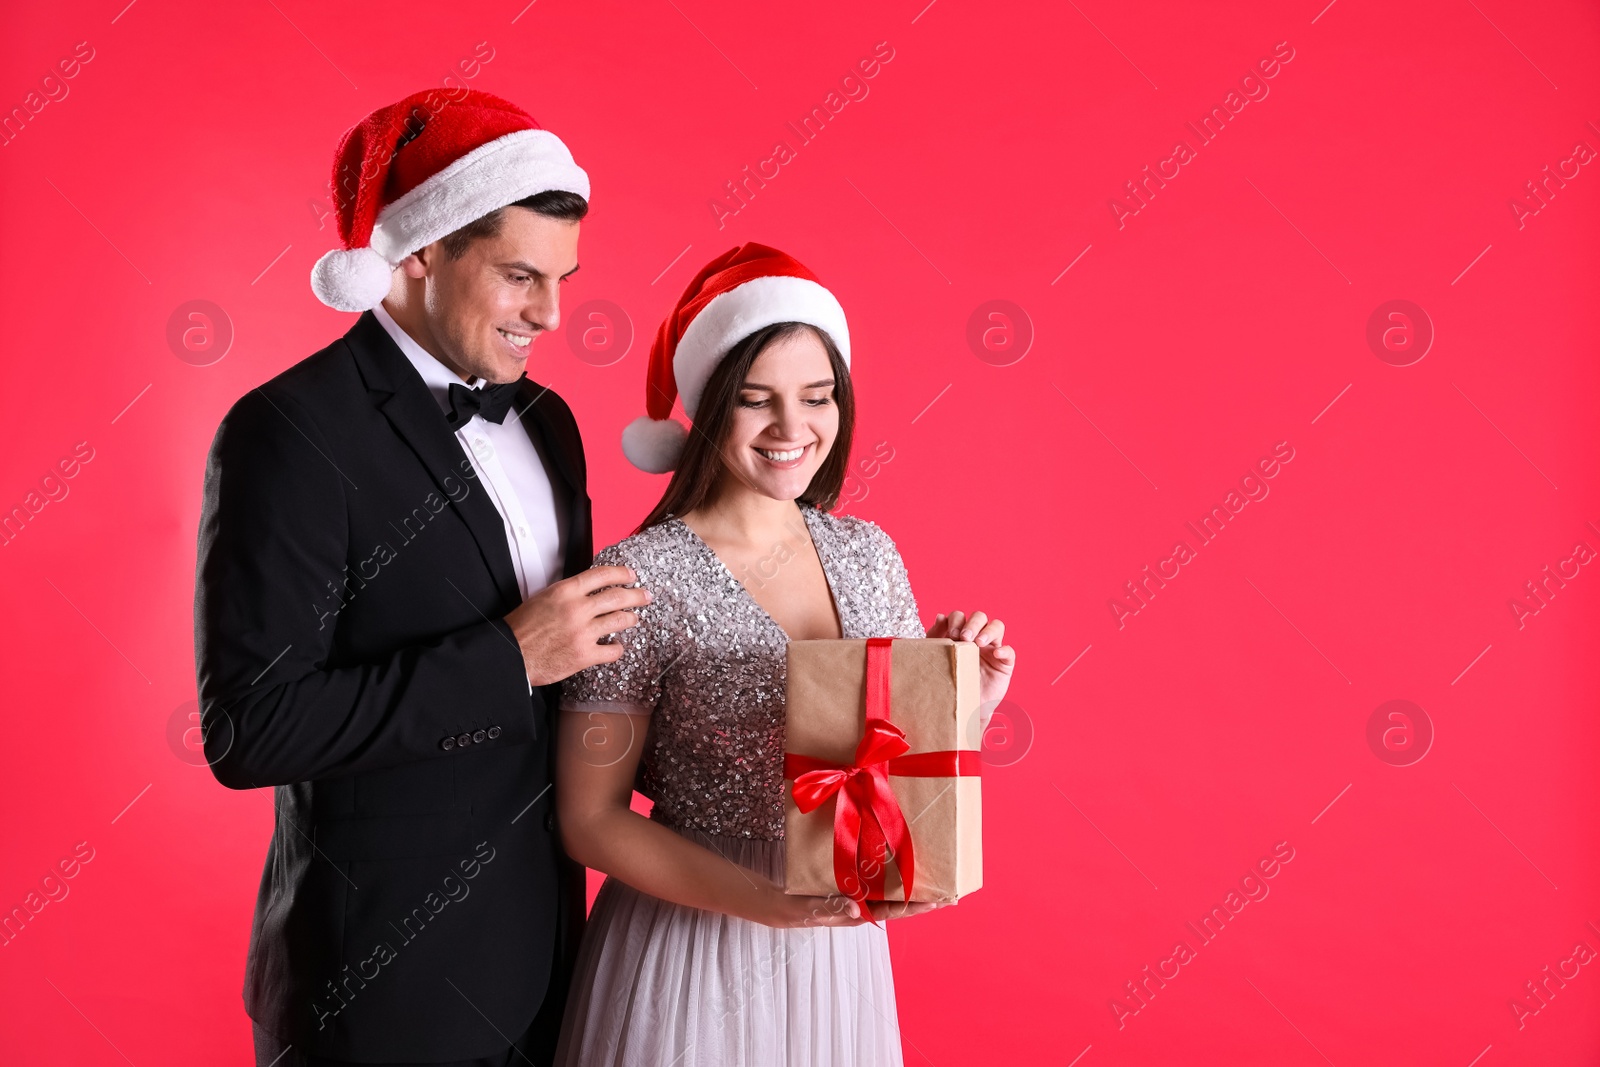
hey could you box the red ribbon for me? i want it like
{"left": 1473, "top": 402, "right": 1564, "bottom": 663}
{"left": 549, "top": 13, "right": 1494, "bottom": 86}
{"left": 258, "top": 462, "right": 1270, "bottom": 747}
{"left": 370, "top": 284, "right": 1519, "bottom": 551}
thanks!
{"left": 784, "top": 637, "right": 980, "bottom": 924}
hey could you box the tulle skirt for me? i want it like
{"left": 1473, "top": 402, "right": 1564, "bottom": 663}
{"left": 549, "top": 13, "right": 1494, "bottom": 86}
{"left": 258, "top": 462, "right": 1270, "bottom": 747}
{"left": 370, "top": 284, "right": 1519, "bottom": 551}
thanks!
{"left": 552, "top": 824, "right": 904, "bottom": 1067}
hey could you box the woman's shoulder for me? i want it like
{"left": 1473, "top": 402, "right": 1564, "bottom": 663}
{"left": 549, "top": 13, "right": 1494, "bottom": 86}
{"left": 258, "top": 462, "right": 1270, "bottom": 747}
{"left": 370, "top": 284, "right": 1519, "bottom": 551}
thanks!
{"left": 808, "top": 506, "right": 920, "bottom": 633}
{"left": 591, "top": 519, "right": 690, "bottom": 571}
{"left": 806, "top": 505, "right": 901, "bottom": 557}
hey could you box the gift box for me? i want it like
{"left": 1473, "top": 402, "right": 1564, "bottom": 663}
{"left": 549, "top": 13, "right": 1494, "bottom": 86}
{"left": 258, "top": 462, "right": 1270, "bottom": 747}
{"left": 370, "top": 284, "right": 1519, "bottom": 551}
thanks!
{"left": 782, "top": 637, "right": 983, "bottom": 909}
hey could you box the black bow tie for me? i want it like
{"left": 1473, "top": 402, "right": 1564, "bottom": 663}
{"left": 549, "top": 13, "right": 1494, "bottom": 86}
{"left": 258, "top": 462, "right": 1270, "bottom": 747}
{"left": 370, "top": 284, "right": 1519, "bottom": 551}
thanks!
{"left": 445, "top": 380, "right": 521, "bottom": 430}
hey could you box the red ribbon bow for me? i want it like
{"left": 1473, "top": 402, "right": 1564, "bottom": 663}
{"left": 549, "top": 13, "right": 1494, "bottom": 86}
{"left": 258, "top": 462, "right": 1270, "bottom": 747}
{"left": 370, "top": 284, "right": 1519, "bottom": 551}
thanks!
{"left": 784, "top": 637, "right": 980, "bottom": 925}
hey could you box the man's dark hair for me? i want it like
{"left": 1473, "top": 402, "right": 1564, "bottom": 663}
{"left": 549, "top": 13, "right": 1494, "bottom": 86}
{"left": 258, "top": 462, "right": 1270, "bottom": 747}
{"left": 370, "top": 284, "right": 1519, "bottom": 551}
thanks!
{"left": 438, "top": 190, "right": 588, "bottom": 259}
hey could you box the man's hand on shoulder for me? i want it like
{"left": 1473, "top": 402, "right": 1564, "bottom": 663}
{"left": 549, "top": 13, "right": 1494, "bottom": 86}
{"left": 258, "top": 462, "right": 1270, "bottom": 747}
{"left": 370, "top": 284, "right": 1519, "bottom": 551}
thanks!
{"left": 505, "top": 566, "right": 652, "bottom": 686}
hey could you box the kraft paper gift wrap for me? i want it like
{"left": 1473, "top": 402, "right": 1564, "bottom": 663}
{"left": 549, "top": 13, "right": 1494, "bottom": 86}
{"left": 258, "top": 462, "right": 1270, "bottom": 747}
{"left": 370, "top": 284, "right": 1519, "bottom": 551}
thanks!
{"left": 782, "top": 637, "right": 984, "bottom": 904}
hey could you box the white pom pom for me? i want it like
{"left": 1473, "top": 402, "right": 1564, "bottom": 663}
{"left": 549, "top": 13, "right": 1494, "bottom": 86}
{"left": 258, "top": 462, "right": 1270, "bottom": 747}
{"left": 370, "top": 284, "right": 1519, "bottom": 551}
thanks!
{"left": 310, "top": 246, "right": 395, "bottom": 312}
{"left": 621, "top": 416, "right": 689, "bottom": 473}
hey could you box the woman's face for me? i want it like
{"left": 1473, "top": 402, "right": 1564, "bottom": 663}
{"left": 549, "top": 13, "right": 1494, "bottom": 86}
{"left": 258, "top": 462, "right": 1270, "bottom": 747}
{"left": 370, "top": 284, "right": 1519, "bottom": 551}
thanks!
{"left": 717, "top": 327, "right": 840, "bottom": 502}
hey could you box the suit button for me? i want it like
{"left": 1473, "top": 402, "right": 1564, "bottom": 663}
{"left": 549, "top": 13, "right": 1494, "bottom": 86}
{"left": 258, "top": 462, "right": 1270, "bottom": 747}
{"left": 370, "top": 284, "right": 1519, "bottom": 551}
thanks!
{"left": 441, "top": 737, "right": 455, "bottom": 751}
{"left": 487, "top": 725, "right": 501, "bottom": 740}
{"left": 544, "top": 810, "right": 556, "bottom": 832}
{"left": 473, "top": 729, "right": 486, "bottom": 744}
{"left": 457, "top": 733, "right": 472, "bottom": 747}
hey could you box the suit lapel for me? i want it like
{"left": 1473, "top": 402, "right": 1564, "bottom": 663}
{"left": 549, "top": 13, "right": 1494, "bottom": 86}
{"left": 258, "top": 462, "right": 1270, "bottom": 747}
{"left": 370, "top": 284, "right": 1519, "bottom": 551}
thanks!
{"left": 344, "top": 312, "right": 521, "bottom": 610}
{"left": 510, "top": 379, "right": 582, "bottom": 495}
{"left": 510, "top": 377, "right": 594, "bottom": 579}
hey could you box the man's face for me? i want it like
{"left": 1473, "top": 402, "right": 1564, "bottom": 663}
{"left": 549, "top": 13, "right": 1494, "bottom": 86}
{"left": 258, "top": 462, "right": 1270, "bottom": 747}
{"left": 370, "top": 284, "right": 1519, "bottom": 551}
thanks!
{"left": 407, "top": 206, "right": 580, "bottom": 384}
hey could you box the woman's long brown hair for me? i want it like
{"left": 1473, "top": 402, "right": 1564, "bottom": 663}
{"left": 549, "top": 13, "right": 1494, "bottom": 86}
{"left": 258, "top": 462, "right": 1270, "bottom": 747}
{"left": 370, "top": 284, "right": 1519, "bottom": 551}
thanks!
{"left": 634, "top": 321, "right": 855, "bottom": 535}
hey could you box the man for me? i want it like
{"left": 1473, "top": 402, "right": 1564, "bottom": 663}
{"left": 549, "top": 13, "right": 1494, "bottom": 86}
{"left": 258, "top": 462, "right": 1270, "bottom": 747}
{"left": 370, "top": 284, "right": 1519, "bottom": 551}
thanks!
{"left": 193, "top": 89, "right": 648, "bottom": 1066}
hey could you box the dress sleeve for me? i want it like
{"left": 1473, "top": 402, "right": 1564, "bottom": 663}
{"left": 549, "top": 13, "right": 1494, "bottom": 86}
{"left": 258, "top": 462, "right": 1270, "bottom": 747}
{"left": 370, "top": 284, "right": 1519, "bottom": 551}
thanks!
{"left": 559, "top": 542, "right": 665, "bottom": 716}
{"left": 866, "top": 520, "right": 927, "bottom": 639}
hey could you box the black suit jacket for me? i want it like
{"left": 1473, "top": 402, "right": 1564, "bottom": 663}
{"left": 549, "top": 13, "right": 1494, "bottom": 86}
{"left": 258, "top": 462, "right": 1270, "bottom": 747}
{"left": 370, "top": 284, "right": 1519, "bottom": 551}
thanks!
{"left": 194, "top": 311, "right": 591, "bottom": 1062}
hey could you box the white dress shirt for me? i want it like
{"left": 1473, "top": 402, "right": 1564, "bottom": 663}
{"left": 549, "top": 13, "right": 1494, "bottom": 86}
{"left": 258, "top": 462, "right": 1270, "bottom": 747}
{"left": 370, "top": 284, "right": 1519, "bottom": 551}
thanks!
{"left": 372, "top": 303, "right": 569, "bottom": 689}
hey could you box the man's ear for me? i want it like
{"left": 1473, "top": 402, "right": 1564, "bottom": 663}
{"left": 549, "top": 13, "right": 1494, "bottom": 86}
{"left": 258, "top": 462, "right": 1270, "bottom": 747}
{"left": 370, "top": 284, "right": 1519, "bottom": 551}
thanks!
{"left": 398, "top": 243, "right": 433, "bottom": 280}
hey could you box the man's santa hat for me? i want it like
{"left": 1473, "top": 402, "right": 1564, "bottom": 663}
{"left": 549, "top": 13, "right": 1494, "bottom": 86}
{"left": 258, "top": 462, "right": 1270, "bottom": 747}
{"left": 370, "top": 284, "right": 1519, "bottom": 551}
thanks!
{"left": 623, "top": 243, "right": 851, "bottom": 473}
{"left": 310, "top": 89, "right": 590, "bottom": 312}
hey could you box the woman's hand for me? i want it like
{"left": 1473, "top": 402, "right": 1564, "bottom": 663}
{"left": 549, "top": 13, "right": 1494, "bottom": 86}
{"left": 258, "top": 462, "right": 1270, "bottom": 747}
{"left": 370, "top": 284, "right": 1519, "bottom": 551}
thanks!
{"left": 746, "top": 883, "right": 952, "bottom": 927}
{"left": 865, "top": 898, "right": 953, "bottom": 921}
{"left": 928, "top": 610, "right": 1016, "bottom": 708}
{"left": 746, "top": 883, "right": 873, "bottom": 929}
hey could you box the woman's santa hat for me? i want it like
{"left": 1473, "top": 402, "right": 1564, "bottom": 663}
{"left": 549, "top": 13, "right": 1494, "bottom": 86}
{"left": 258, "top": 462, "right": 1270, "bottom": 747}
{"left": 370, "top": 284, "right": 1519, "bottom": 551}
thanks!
{"left": 310, "top": 89, "right": 590, "bottom": 312}
{"left": 623, "top": 243, "right": 851, "bottom": 473}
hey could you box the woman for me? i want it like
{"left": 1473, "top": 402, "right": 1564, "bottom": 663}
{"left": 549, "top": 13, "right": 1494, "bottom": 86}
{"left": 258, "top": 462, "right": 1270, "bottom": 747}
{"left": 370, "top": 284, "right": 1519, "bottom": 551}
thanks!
{"left": 552, "top": 244, "right": 1016, "bottom": 1066}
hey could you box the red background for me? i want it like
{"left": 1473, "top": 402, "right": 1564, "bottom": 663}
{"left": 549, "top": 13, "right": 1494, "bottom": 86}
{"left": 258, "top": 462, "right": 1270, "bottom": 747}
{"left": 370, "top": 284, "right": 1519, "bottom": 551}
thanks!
{"left": 2, "top": 0, "right": 1598, "bottom": 1063}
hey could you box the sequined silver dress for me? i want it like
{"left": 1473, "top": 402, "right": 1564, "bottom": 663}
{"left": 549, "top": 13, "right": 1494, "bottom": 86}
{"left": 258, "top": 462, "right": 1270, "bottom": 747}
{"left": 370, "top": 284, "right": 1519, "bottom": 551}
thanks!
{"left": 552, "top": 504, "right": 925, "bottom": 1067}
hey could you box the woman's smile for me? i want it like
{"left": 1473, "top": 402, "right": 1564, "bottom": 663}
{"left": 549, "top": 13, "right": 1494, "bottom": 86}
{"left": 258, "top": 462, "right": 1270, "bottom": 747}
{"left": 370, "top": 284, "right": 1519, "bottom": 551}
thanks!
{"left": 754, "top": 443, "right": 811, "bottom": 468}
